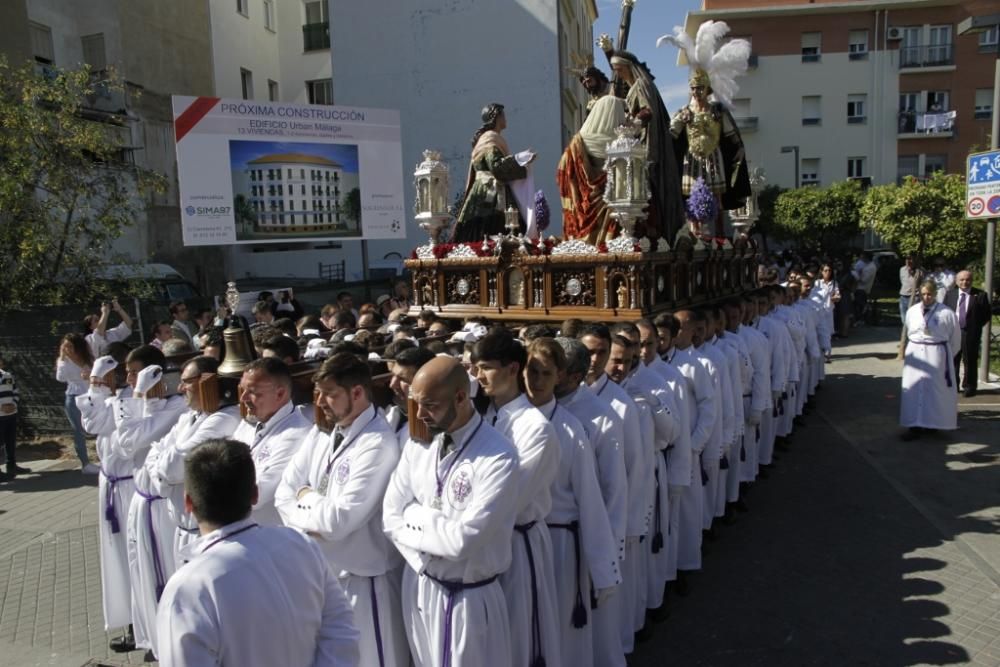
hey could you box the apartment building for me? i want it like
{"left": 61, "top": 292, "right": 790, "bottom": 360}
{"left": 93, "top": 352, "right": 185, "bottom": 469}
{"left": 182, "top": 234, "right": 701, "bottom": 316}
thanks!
{"left": 685, "top": 0, "right": 997, "bottom": 189}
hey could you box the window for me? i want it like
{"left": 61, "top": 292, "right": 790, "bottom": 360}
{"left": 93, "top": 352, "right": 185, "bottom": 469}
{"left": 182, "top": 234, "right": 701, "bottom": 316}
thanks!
{"left": 847, "top": 157, "right": 866, "bottom": 179}
{"left": 975, "top": 88, "right": 993, "bottom": 120}
{"left": 927, "top": 91, "right": 949, "bottom": 112}
{"left": 897, "top": 156, "right": 919, "bottom": 183}
{"left": 899, "top": 92, "right": 919, "bottom": 112}
{"left": 305, "top": 1, "right": 328, "bottom": 24}
{"left": 81, "top": 33, "right": 106, "bottom": 71}
{"left": 849, "top": 30, "right": 869, "bottom": 59}
{"left": 847, "top": 94, "right": 867, "bottom": 123}
{"left": 732, "top": 98, "right": 751, "bottom": 116}
{"left": 802, "top": 95, "right": 821, "bottom": 125}
{"left": 801, "top": 32, "right": 821, "bottom": 62}
{"left": 923, "top": 154, "right": 946, "bottom": 178}
{"left": 927, "top": 25, "right": 952, "bottom": 64}
{"left": 303, "top": 1, "right": 331, "bottom": 50}
{"left": 801, "top": 158, "right": 820, "bottom": 186}
{"left": 306, "top": 79, "right": 333, "bottom": 105}
{"left": 980, "top": 26, "right": 998, "bottom": 51}
{"left": 263, "top": 0, "right": 275, "bottom": 31}
{"left": 900, "top": 26, "right": 922, "bottom": 67}
{"left": 236, "top": 0, "right": 248, "bottom": 17}
{"left": 240, "top": 68, "right": 254, "bottom": 100}
{"left": 29, "top": 22, "right": 54, "bottom": 64}
{"left": 268, "top": 79, "right": 279, "bottom": 101}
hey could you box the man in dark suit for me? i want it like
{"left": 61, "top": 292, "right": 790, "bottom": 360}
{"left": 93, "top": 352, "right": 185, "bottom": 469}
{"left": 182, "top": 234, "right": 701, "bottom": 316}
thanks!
{"left": 953, "top": 270, "right": 992, "bottom": 397}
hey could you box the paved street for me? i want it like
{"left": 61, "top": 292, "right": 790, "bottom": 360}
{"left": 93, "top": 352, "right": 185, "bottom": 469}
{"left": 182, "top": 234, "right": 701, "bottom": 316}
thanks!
{"left": 1, "top": 325, "right": 998, "bottom": 666}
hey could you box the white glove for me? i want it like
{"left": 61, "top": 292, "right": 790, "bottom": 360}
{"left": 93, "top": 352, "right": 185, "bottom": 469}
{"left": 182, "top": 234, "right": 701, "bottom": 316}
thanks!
{"left": 747, "top": 409, "right": 762, "bottom": 426}
{"left": 91, "top": 355, "right": 118, "bottom": 380}
{"left": 135, "top": 365, "right": 163, "bottom": 396}
{"left": 772, "top": 390, "right": 782, "bottom": 405}
{"left": 595, "top": 586, "right": 618, "bottom": 606}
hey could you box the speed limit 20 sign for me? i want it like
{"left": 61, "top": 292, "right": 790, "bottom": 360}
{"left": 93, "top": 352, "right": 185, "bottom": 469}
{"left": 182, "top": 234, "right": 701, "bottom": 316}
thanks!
{"left": 967, "top": 150, "right": 1000, "bottom": 220}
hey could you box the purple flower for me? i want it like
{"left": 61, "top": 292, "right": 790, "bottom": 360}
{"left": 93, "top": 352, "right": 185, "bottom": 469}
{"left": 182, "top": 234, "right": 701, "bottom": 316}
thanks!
{"left": 534, "top": 190, "right": 550, "bottom": 232}
{"left": 685, "top": 177, "right": 717, "bottom": 224}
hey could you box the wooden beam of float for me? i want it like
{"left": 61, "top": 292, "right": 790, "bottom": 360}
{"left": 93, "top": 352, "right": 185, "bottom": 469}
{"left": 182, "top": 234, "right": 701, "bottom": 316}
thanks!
{"left": 405, "top": 244, "right": 759, "bottom": 325}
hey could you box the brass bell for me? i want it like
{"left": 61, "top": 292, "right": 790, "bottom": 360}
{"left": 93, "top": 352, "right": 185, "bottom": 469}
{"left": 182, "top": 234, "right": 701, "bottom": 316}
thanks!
{"left": 218, "top": 281, "right": 258, "bottom": 378}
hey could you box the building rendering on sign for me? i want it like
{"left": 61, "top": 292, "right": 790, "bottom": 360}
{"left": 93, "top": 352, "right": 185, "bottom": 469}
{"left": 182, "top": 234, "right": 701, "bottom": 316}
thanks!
{"left": 685, "top": 0, "right": 997, "bottom": 190}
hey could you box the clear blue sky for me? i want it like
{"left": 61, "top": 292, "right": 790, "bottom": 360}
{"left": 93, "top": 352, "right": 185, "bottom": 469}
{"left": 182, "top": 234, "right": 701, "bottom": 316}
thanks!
{"left": 592, "top": 0, "right": 703, "bottom": 114}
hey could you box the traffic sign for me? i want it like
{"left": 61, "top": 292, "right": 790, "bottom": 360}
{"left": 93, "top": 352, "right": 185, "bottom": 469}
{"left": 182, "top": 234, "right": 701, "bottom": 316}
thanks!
{"left": 966, "top": 149, "right": 1000, "bottom": 220}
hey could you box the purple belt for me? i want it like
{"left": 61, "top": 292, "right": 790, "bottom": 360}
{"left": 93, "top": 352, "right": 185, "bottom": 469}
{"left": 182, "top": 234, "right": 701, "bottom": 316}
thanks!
{"left": 100, "top": 469, "right": 133, "bottom": 534}
{"left": 135, "top": 488, "right": 167, "bottom": 601}
{"left": 423, "top": 571, "right": 499, "bottom": 667}
{"left": 547, "top": 520, "right": 586, "bottom": 628}
{"left": 908, "top": 339, "right": 953, "bottom": 387}
{"left": 369, "top": 577, "right": 385, "bottom": 667}
{"left": 514, "top": 521, "right": 545, "bottom": 667}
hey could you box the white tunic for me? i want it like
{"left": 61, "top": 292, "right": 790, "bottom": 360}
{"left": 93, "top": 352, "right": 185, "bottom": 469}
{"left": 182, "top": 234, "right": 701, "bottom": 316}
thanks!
{"left": 276, "top": 405, "right": 408, "bottom": 667}
{"left": 155, "top": 519, "right": 360, "bottom": 666}
{"left": 232, "top": 401, "right": 312, "bottom": 526}
{"left": 486, "top": 394, "right": 562, "bottom": 667}
{"left": 150, "top": 407, "right": 242, "bottom": 560}
{"left": 77, "top": 385, "right": 135, "bottom": 630}
{"left": 116, "top": 394, "right": 187, "bottom": 651}
{"left": 542, "top": 399, "right": 621, "bottom": 667}
{"left": 736, "top": 325, "right": 771, "bottom": 482}
{"left": 383, "top": 414, "right": 519, "bottom": 667}
{"left": 901, "top": 303, "right": 960, "bottom": 430}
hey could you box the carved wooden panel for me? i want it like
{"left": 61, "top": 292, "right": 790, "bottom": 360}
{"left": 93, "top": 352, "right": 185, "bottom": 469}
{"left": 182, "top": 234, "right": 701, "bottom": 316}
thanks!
{"left": 553, "top": 269, "right": 596, "bottom": 307}
{"left": 446, "top": 272, "right": 481, "bottom": 305}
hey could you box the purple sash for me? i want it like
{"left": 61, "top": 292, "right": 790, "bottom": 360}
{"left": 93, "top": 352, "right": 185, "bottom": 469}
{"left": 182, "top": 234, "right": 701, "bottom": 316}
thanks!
{"left": 100, "top": 469, "right": 133, "bottom": 534}
{"left": 135, "top": 488, "right": 167, "bottom": 600}
{"left": 422, "top": 571, "right": 499, "bottom": 667}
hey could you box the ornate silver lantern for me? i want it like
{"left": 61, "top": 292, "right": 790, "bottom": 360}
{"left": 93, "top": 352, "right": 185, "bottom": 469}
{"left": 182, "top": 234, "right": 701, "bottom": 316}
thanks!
{"left": 730, "top": 166, "right": 765, "bottom": 240}
{"left": 603, "top": 121, "right": 649, "bottom": 249}
{"left": 413, "top": 149, "right": 451, "bottom": 245}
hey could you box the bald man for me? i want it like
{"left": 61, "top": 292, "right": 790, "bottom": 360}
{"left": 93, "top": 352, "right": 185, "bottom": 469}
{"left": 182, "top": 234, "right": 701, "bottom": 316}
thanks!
{"left": 383, "top": 357, "right": 520, "bottom": 667}
{"left": 953, "top": 270, "right": 991, "bottom": 397}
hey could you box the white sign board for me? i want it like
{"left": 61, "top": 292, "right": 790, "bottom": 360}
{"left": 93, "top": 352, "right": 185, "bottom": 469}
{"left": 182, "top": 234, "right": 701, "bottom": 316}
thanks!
{"left": 966, "top": 149, "right": 1000, "bottom": 220}
{"left": 172, "top": 96, "right": 405, "bottom": 245}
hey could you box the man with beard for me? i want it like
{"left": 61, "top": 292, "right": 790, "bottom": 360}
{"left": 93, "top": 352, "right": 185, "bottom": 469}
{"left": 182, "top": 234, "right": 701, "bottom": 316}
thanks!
{"left": 277, "top": 353, "right": 409, "bottom": 667}
{"left": 386, "top": 346, "right": 436, "bottom": 446}
{"left": 150, "top": 356, "right": 241, "bottom": 563}
{"left": 473, "top": 330, "right": 562, "bottom": 667}
{"left": 580, "top": 65, "right": 611, "bottom": 111}
{"left": 232, "top": 358, "right": 311, "bottom": 526}
{"left": 383, "top": 357, "right": 519, "bottom": 667}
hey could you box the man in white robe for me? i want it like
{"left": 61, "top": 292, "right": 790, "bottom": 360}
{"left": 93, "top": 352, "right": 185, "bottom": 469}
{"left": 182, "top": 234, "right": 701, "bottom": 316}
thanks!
{"left": 385, "top": 346, "right": 437, "bottom": 447}
{"left": 155, "top": 438, "right": 359, "bottom": 666}
{"left": 640, "top": 318, "right": 693, "bottom": 591}
{"left": 771, "top": 287, "right": 804, "bottom": 441}
{"left": 78, "top": 354, "right": 137, "bottom": 650}
{"left": 752, "top": 290, "right": 790, "bottom": 470}
{"left": 383, "top": 357, "right": 519, "bottom": 667}
{"left": 232, "top": 357, "right": 311, "bottom": 525}
{"left": 115, "top": 356, "right": 186, "bottom": 653}
{"left": 706, "top": 310, "right": 744, "bottom": 519}
{"left": 554, "top": 337, "right": 628, "bottom": 667}
{"left": 277, "top": 353, "right": 409, "bottom": 667}
{"left": 473, "top": 330, "right": 562, "bottom": 667}
{"left": 150, "top": 358, "right": 241, "bottom": 564}
{"left": 689, "top": 312, "right": 728, "bottom": 530}
{"left": 524, "top": 338, "right": 621, "bottom": 667}
{"left": 731, "top": 298, "right": 770, "bottom": 486}
{"left": 900, "top": 280, "right": 961, "bottom": 439}
{"left": 711, "top": 306, "right": 749, "bottom": 510}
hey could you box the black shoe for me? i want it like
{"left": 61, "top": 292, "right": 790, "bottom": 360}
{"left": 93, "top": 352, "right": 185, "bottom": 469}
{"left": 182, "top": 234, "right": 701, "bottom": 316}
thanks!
{"left": 635, "top": 623, "right": 654, "bottom": 644}
{"left": 963, "top": 388, "right": 976, "bottom": 398}
{"left": 6, "top": 464, "right": 30, "bottom": 476}
{"left": 109, "top": 627, "right": 136, "bottom": 653}
{"left": 900, "top": 428, "right": 921, "bottom": 442}
{"left": 674, "top": 574, "right": 691, "bottom": 597}
{"left": 793, "top": 416, "right": 806, "bottom": 427}
{"left": 775, "top": 440, "right": 790, "bottom": 452}
{"left": 703, "top": 527, "right": 717, "bottom": 542}
{"left": 143, "top": 650, "right": 156, "bottom": 662}
{"left": 649, "top": 603, "right": 670, "bottom": 624}
{"left": 734, "top": 498, "right": 749, "bottom": 513}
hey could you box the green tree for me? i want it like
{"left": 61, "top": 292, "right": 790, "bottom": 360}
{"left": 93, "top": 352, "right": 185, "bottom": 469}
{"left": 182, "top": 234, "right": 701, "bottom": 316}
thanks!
{"left": 862, "top": 172, "right": 982, "bottom": 266}
{"left": 752, "top": 184, "right": 784, "bottom": 253}
{"left": 772, "top": 179, "right": 863, "bottom": 253}
{"left": 0, "top": 58, "right": 166, "bottom": 311}
{"left": 344, "top": 187, "right": 361, "bottom": 224}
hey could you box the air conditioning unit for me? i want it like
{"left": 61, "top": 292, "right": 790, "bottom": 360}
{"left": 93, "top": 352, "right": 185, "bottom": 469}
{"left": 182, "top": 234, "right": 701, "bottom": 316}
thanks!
{"left": 887, "top": 26, "right": 904, "bottom": 41}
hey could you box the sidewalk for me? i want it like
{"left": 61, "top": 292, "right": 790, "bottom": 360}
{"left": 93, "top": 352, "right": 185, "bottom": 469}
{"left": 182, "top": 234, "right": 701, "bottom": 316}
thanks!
{"left": 632, "top": 324, "right": 1000, "bottom": 666}
{"left": 0, "top": 325, "right": 997, "bottom": 666}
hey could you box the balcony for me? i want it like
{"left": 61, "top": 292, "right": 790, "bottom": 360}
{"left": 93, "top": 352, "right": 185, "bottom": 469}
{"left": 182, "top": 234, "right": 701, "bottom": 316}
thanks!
{"left": 897, "top": 110, "right": 956, "bottom": 137}
{"left": 302, "top": 22, "right": 330, "bottom": 51}
{"left": 734, "top": 116, "right": 758, "bottom": 132}
{"left": 899, "top": 44, "right": 954, "bottom": 69}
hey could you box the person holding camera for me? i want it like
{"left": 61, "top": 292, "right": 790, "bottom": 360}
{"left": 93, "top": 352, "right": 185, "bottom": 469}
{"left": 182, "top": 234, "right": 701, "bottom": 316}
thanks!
{"left": 84, "top": 298, "right": 134, "bottom": 358}
{"left": 56, "top": 333, "right": 99, "bottom": 474}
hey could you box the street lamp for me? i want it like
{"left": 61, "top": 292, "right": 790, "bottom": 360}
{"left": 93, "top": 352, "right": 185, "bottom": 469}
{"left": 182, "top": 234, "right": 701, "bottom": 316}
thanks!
{"left": 781, "top": 145, "right": 800, "bottom": 188}
{"left": 958, "top": 13, "right": 999, "bottom": 385}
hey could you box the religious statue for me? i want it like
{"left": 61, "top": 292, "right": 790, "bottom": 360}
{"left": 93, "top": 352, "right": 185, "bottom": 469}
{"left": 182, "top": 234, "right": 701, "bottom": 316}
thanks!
{"left": 557, "top": 91, "right": 628, "bottom": 244}
{"left": 616, "top": 281, "right": 629, "bottom": 309}
{"left": 608, "top": 51, "right": 685, "bottom": 243}
{"left": 579, "top": 66, "right": 611, "bottom": 113}
{"left": 451, "top": 103, "right": 536, "bottom": 243}
{"left": 422, "top": 282, "right": 434, "bottom": 307}
{"left": 659, "top": 21, "right": 752, "bottom": 239}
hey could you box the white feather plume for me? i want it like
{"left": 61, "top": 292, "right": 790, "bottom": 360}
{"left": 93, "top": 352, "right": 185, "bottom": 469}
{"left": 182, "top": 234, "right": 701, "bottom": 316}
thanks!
{"left": 657, "top": 20, "right": 751, "bottom": 110}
